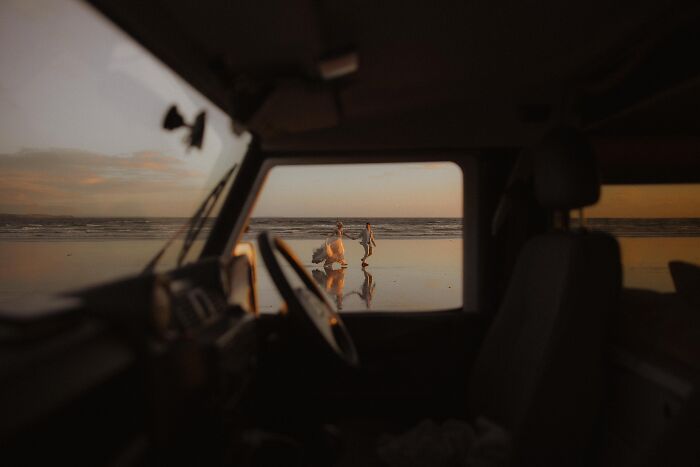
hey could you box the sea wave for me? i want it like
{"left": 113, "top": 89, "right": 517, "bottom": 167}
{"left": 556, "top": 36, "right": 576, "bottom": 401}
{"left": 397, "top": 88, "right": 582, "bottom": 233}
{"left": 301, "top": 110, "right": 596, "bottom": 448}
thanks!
{"left": 580, "top": 218, "right": 700, "bottom": 237}
{"left": 244, "top": 217, "right": 463, "bottom": 239}
{"left": 0, "top": 216, "right": 463, "bottom": 240}
{"left": 0, "top": 216, "right": 698, "bottom": 240}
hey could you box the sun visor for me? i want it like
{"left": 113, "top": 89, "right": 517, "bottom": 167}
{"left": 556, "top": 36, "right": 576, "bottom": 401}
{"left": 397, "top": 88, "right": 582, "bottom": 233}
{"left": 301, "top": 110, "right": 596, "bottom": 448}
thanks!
{"left": 233, "top": 80, "right": 340, "bottom": 137}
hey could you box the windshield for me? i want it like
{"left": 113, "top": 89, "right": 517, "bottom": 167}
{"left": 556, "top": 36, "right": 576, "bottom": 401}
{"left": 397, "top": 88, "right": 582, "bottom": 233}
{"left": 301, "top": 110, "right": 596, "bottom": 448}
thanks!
{"left": 0, "top": 0, "right": 248, "bottom": 306}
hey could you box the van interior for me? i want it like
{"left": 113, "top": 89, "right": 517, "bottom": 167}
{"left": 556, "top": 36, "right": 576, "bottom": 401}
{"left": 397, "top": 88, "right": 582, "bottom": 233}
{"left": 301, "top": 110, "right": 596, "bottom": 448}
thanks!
{"left": 1, "top": 1, "right": 700, "bottom": 466}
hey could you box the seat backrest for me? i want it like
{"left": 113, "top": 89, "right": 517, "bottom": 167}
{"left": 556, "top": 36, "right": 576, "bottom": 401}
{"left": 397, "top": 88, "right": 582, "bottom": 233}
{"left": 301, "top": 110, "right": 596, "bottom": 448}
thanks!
{"left": 468, "top": 128, "right": 622, "bottom": 466}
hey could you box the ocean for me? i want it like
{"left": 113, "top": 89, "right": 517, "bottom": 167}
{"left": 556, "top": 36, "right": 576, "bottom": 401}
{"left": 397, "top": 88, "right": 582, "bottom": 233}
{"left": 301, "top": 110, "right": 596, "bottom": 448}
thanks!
{"left": 582, "top": 218, "right": 700, "bottom": 237}
{"left": 2, "top": 216, "right": 700, "bottom": 241}
{"left": 0, "top": 216, "right": 464, "bottom": 240}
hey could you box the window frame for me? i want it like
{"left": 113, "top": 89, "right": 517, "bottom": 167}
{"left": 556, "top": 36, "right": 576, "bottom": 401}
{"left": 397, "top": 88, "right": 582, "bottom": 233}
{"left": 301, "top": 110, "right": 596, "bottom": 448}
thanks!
{"left": 217, "top": 149, "right": 482, "bottom": 313}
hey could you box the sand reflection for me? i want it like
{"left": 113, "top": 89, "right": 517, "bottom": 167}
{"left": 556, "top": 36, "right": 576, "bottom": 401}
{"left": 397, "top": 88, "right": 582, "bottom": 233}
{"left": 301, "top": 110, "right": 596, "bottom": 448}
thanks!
{"left": 347, "top": 268, "right": 376, "bottom": 309}
{"left": 312, "top": 266, "right": 348, "bottom": 310}
{"left": 256, "top": 239, "right": 462, "bottom": 313}
{"left": 312, "top": 265, "right": 378, "bottom": 310}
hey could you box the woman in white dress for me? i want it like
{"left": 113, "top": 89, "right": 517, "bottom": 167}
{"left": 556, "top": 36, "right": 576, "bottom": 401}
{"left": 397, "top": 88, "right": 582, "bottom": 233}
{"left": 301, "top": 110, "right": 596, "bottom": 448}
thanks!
{"left": 312, "top": 221, "right": 357, "bottom": 267}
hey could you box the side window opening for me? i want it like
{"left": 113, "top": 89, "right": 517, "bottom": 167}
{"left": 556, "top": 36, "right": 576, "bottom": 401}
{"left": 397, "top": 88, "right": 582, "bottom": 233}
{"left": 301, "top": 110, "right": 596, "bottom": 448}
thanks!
{"left": 242, "top": 162, "right": 464, "bottom": 313}
{"left": 577, "top": 184, "right": 700, "bottom": 292}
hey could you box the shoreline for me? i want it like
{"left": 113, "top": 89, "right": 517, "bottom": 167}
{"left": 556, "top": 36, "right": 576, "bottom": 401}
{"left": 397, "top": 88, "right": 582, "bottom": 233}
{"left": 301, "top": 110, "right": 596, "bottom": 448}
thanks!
{"left": 3, "top": 216, "right": 700, "bottom": 241}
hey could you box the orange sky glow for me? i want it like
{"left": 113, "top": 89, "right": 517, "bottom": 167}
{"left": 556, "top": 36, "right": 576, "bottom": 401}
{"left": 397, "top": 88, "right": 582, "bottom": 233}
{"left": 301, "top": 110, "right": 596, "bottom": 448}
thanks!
{"left": 586, "top": 184, "right": 700, "bottom": 218}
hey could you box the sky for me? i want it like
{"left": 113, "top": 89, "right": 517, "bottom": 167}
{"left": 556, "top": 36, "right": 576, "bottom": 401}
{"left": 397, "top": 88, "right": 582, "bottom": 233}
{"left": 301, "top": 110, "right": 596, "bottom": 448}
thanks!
{"left": 587, "top": 185, "right": 700, "bottom": 218}
{"left": 0, "top": 0, "right": 461, "bottom": 219}
{"left": 0, "top": 0, "right": 246, "bottom": 217}
{"left": 1, "top": 1, "right": 698, "bottom": 220}
{"left": 251, "top": 162, "right": 464, "bottom": 218}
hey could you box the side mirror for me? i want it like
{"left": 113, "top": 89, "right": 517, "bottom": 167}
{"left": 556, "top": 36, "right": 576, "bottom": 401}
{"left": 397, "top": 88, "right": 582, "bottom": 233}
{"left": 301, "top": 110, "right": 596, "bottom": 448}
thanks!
{"left": 162, "top": 105, "right": 206, "bottom": 151}
{"left": 188, "top": 112, "right": 206, "bottom": 150}
{"left": 163, "top": 105, "right": 185, "bottom": 130}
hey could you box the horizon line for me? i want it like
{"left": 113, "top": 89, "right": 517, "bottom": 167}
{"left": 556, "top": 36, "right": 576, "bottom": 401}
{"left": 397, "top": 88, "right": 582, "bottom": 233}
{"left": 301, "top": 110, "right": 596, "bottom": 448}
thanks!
{"left": 2, "top": 213, "right": 700, "bottom": 220}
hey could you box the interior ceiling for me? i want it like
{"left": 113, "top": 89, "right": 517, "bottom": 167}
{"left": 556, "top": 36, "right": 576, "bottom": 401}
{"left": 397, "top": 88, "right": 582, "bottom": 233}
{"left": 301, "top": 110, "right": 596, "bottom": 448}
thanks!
{"left": 88, "top": 0, "right": 700, "bottom": 154}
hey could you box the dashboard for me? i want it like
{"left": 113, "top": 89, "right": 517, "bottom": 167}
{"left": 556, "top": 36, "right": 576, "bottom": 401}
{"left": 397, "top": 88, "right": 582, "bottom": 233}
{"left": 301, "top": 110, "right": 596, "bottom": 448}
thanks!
{"left": 0, "top": 253, "right": 260, "bottom": 465}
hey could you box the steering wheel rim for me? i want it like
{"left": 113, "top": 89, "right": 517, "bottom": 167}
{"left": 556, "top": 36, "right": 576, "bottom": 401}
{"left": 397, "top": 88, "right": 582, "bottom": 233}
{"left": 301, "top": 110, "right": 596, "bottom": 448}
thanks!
{"left": 257, "top": 231, "right": 359, "bottom": 367}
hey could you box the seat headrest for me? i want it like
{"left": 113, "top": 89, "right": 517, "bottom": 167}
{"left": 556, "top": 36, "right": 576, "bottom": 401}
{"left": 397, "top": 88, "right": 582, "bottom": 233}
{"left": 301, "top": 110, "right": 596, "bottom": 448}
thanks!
{"left": 533, "top": 127, "right": 600, "bottom": 210}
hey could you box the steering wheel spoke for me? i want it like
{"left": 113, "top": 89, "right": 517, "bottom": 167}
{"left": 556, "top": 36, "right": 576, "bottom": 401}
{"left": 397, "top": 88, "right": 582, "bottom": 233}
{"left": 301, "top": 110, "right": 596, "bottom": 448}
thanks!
{"left": 258, "top": 232, "right": 359, "bottom": 367}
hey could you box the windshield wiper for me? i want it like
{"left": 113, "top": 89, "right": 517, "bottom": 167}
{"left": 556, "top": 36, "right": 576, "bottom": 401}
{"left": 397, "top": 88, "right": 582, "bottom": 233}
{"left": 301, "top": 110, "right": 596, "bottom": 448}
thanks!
{"left": 142, "top": 163, "right": 238, "bottom": 274}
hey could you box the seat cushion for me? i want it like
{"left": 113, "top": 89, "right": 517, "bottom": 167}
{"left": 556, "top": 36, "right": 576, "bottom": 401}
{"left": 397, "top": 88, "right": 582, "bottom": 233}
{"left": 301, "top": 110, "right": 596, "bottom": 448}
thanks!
{"left": 334, "top": 417, "right": 406, "bottom": 467}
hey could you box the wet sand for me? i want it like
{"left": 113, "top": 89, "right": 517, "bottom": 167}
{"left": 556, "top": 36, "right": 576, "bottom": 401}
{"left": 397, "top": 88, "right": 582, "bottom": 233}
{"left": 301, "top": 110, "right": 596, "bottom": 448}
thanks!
{"left": 0, "top": 240, "right": 168, "bottom": 306}
{"left": 251, "top": 238, "right": 463, "bottom": 313}
{"left": 0, "top": 238, "right": 463, "bottom": 312}
{"left": 1, "top": 236, "right": 698, "bottom": 311}
{"left": 618, "top": 237, "right": 700, "bottom": 292}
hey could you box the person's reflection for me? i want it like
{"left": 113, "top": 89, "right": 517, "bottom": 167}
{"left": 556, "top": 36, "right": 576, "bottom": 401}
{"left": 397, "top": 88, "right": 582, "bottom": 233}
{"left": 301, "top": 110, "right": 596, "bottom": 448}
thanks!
{"left": 351, "top": 267, "right": 376, "bottom": 309}
{"left": 312, "top": 266, "right": 347, "bottom": 310}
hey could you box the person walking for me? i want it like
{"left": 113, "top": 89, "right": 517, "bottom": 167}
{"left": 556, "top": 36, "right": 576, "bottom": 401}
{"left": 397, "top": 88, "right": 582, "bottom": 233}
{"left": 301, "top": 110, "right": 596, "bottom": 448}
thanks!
{"left": 359, "top": 222, "right": 377, "bottom": 267}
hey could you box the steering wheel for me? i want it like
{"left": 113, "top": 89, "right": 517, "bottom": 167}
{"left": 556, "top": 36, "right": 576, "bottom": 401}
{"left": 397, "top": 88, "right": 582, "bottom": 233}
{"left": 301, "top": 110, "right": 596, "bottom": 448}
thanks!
{"left": 258, "top": 232, "right": 359, "bottom": 367}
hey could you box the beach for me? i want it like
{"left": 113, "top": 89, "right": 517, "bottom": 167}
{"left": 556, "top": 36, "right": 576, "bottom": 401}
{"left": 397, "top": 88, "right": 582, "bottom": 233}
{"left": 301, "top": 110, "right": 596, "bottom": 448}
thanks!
{"left": 0, "top": 237, "right": 463, "bottom": 312}
{"left": 0, "top": 217, "right": 464, "bottom": 311}
{"left": 0, "top": 239, "right": 174, "bottom": 306}
{"left": 1, "top": 216, "right": 699, "bottom": 311}
{"left": 617, "top": 237, "right": 700, "bottom": 292}
{"left": 251, "top": 238, "right": 463, "bottom": 313}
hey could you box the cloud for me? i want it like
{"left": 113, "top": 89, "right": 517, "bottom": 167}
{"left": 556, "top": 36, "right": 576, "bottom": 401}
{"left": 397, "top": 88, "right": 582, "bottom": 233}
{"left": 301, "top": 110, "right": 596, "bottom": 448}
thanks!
{"left": 115, "top": 151, "right": 201, "bottom": 177}
{"left": 79, "top": 175, "right": 107, "bottom": 185}
{"left": 0, "top": 148, "right": 209, "bottom": 216}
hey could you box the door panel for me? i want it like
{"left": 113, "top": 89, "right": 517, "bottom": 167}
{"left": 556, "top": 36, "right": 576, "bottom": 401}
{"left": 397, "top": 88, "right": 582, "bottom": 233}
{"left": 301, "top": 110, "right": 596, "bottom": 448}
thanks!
{"left": 324, "top": 311, "right": 488, "bottom": 418}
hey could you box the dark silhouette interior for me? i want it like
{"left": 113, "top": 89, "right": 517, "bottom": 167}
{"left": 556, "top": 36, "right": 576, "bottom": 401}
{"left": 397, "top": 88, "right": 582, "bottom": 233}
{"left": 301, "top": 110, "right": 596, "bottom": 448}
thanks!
{"left": 2, "top": 1, "right": 700, "bottom": 466}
